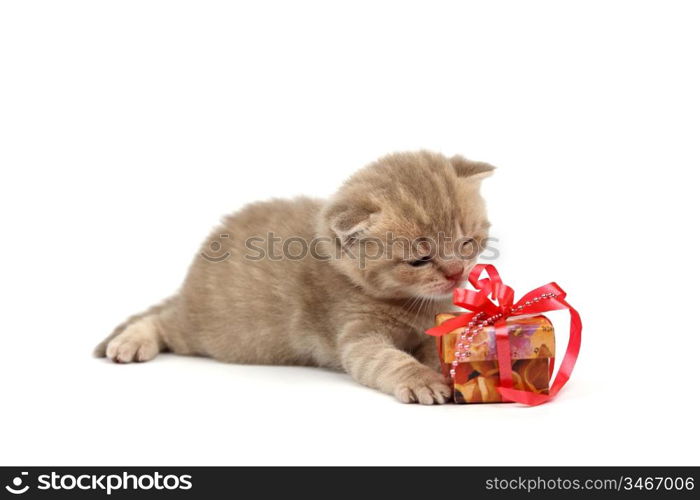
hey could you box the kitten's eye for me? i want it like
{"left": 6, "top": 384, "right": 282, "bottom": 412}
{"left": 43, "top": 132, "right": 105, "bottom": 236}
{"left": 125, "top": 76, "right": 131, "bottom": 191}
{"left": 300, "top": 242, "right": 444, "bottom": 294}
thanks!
{"left": 461, "top": 238, "right": 476, "bottom": 250}
{"left": 460, "top": 238, "right": 479, "bottom": 259}
{"left": 408, "top": 256, "right": 432, "bottom": 267}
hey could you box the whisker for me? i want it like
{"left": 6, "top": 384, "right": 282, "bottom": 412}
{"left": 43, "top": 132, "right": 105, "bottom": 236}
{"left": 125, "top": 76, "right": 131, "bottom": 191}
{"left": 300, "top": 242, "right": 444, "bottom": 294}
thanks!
{"left": 404, "top": 295, "right": 421, "bottom": 315}
{"left": 413, "top": 296, "right": 428, "bottom": 326}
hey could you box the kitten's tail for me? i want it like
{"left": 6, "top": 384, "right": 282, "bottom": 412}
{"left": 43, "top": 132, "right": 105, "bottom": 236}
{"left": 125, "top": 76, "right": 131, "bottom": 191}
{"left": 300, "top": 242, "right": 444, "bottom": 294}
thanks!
{"left": 93, "top": 295, "right": 177, "bottom": 358}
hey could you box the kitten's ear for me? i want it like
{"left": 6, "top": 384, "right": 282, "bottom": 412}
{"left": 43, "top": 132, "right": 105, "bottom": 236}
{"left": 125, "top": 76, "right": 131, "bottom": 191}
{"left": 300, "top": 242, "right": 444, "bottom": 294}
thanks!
{"left": 450, "top": 155, "right": 495, "bottom": 182}
{"left": 326, "top": 204, "right": 375, "bottom": 246}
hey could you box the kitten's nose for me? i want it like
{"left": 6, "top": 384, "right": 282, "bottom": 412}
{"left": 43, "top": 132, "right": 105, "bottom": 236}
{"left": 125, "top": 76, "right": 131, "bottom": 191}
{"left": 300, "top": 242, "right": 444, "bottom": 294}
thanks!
{"left": 443, "top": 264, "right": 465, "bottom": 283}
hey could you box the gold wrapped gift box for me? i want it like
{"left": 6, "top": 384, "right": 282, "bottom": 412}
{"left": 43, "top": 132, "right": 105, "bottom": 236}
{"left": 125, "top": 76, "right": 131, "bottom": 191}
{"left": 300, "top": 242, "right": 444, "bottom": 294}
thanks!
{"left": 435, "top": 314, "right": 555, "bottom": 403}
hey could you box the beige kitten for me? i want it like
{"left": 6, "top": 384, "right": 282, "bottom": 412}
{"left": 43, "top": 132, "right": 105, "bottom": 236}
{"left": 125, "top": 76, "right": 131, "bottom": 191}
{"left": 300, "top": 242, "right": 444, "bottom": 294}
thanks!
{"left": 95, "top": 151, "right": 494, "bottom": 404}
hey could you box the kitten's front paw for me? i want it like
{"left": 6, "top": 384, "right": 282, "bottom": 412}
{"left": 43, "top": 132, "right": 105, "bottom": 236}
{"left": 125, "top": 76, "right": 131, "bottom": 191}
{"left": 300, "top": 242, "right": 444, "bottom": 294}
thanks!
{"left": 394, "top": 370, "right": 452, "bottom": 405}
{"left": 105, "top": 324, "right": 160, "bottom": 363}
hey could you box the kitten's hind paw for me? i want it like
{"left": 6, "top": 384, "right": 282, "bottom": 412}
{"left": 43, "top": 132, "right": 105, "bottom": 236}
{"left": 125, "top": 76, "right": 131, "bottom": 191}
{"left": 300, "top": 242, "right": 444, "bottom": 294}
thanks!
{"left": 104, "top": 318, "right": 161, "bottom": 363}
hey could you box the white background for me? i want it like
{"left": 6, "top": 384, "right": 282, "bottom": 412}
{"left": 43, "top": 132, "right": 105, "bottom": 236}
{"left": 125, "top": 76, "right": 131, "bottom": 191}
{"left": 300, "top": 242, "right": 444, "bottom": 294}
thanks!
{"left": 1, "top": 1, "right": 699, "bottom": 466}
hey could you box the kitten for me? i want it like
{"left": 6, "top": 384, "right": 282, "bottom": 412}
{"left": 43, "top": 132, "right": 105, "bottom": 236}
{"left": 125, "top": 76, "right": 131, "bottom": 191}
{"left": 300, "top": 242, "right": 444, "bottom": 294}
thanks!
{"left": 95, "top": 151, "right": 494, "bottom": 404}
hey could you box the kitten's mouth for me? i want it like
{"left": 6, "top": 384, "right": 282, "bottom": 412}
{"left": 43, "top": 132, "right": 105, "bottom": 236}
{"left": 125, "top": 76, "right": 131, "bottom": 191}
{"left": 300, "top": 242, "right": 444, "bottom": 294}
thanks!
{"left": 426, "top": 281, "right": 462, "bottom": 297}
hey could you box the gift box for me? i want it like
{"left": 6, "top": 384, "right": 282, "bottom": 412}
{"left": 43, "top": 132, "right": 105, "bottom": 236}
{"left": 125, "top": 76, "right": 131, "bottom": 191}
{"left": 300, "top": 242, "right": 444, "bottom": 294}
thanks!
{"left": 426, "top": 264, "right": 581, "bottom": 406}
{"left": 434, "top": 313, "right": 555, "bottom": 403}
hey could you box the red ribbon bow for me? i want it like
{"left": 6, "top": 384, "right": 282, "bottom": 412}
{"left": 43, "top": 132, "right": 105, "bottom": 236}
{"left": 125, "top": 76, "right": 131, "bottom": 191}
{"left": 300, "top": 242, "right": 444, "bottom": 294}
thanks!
{"left": 426, "top": 264, "right": 582, "bottom": 406}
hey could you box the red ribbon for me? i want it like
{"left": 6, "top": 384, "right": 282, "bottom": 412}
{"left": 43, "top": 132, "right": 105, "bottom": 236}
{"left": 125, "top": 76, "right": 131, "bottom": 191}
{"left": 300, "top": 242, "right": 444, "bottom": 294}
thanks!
{"left": 425, "top": 264, "right": 581, "bottom": 406}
